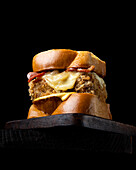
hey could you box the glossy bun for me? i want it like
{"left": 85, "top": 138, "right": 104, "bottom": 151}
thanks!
{"left": 32, "top": 49, "right": 106, "bottom": 77}
{"left": 28, "top": 93, "right": 112, "bottom": 120}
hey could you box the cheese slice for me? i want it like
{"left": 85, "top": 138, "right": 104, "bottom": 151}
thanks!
{"left": 42, "top": 70, "right": 81, "bottom": 91}
{"left": 33, "top": 92, "right": 76, "bottom": 102}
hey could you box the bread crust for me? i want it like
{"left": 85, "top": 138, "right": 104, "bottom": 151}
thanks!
{"left": 27, "top": 104, "right": 47, "bottom": 119}
{"left": 27, "top": 97, "right": 62, "bottom": 119}
{"left": 32, "top": 49, "right": 106, "bottom": 77}
{"left": 28, "top": 93, "right": 112, "bottom": 120}
{"left": 33, "top": 49, "right": 77, "bottom": 72}
{"left": 52, "top": 93, "right": 112, "bottom": 119}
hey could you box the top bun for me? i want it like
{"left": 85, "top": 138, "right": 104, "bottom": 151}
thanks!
{"left": 32, "top": 49, "right": 106, "bottom": 77}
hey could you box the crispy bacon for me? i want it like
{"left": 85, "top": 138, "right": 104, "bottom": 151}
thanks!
{"left": 66, "top": 67, "right": 77, "bottom": 72}
{"left": 27, "top": 65, "right": 95, "bottom": 83}
{"left": 67, "top": 65, "right": 95, "bottom": 73}
{"left": 27, "top": 72, "right": 46, "bottom": 83}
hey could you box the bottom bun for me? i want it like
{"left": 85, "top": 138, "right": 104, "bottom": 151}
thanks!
{"left": 28, "top": 93, "right": 112, "bottom": 120}
{"left": 27, "top": 104, "right": 48, "bottom": 119}
{"left": 27, "top": 97, "right": 62, "bottom": 119}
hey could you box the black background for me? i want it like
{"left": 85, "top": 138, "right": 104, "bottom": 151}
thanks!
{"left": 0, "top": 5, "right": 135, "bottom": 130}
{"left": 1, "top": 3, "right": 136, "bottom": 163}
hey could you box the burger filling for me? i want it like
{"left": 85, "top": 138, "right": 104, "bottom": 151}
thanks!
{"left": 28, "top": 70, "right": 107, "bottom": 102}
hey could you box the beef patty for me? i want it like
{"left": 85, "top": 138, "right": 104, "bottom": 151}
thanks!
{"left": 28, "top": 71, "right": 107, "bottom": 102}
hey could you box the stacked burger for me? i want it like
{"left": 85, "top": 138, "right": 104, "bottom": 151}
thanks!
{"left": 27, "top": 49, "right": 112, "bottom": 120}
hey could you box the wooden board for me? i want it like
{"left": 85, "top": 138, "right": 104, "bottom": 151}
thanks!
{"left": 2, "top": 114, "right": 136, "bottom": 154}
{"left": 5, "top": 113, "right": 136, "bottom": 136}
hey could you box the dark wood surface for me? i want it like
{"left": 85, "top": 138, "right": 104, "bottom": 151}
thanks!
{"left": 5, "top": 113, "right": 136, "bottom": 136}
{"left": 1, "top": 114, "right": 136, "bottom": 154}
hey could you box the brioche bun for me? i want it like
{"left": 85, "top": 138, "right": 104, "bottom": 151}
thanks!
{"left": 33, "top": 49, "right": 77, "bottom": 72}
{"left": 32, "top": 49, "right": 106, "bottom": 77}
{"left": 28, "top": 93, "right": 112, "bottom": 120}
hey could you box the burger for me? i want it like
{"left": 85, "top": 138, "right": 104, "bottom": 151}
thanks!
{"left": 27, "top": 49, "right": 112, "bottom": 120}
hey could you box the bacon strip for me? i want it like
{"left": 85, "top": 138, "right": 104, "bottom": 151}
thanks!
{"left": 27, "top": 65, "right": 95, "bottom": 83}
{"left": 66, "top": 67, "right": 77, "bottom": 72}
{"left": 27, "top": 72, "right": 46, "bottom": 83}
{"left": 67, "top": 65, "right": 95, "bottom": 73}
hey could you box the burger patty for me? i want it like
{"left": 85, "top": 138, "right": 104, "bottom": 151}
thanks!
{"left": 74, "top": 72, "right": 107, "bottom": 102}
{"left": 28, "top": 71, "right": 107, "bottom": 102}
{"left": 28, "top": 78, "right": 56, "bottom": 100}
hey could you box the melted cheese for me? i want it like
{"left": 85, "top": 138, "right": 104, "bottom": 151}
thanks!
{"left": 93, "top": 72, "right": 105, "bottom": 88}
{"left": 42, "top": 70, "right": 81, "bottom": 91}
{"left": 33, "top": 92, "right": 75, "bottom": 102}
